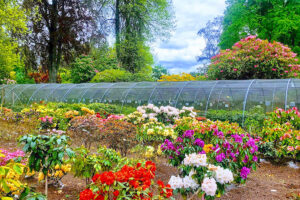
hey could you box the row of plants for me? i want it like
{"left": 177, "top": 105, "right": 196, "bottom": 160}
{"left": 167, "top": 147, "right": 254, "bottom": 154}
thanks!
{"left": 0, "top": 102, "right": 299, "bottom": 200}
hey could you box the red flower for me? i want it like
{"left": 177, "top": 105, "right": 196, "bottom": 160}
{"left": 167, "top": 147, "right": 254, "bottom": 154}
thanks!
{"left": 79, "top": 189, "right": 95, "bottom": 200}
{"left": 113, "top": 190, "right": 120, "bottom": 197}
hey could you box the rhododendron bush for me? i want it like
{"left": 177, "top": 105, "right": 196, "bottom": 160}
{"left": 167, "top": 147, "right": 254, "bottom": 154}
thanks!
{"left": 161, "top": 119, "right": 259, "bottom": 199}
{"left": 258, "top": 107, "right": 300, "bottom": 161}
{"left": 79, "top": 161, "right": 174, "bottom": 200}
{"left": 208, "top": 35, "right": 299, "bottom": 80}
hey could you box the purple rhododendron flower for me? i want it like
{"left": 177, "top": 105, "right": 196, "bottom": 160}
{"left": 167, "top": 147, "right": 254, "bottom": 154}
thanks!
{"left": 199, "top": 150, "right": 206, "bottom": 154}
{"left": 253, "top": 155, "right": 258, "bottom": 162}
{"left": 231, "top": 134, "right": 243, "bottom": 143}
{"left": 216, "top": 153, "right": 226, "bottom": 162}
{"left": 176, "top": 137, "right": 183, "bottom": 143}
{"left": 240, "top": 167, "right": 251, "bottom": 179}
{"left": 194, "top": 139, "right": 205, "bottom": 147}
{"left": 183, "top": 130, "right": 194, "bottom": 138}
{"left": 243, "top": 155, "right": 249, "bottom": 163}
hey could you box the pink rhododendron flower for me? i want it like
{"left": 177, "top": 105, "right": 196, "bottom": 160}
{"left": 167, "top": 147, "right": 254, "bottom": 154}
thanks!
{"left": 287, "top": 146, "right": 294, "bottom": 151}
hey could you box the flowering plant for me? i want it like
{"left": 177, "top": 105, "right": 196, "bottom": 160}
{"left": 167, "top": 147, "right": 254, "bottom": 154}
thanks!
{"left": 208, "top": 35, "right": 299, "bottom": 80}
{"left": 158, "top": 73, "right": 197, "bottom": 81}
{"left": 136, "top": 104, "right": 196, "bottom": 125}
{"left": 79, "top": 161, "right": 174, "bottom": 200}
{"left": 268, "top": 107, "right": 300, "bottom": 129}
{"left": 39, "top": 115, "right": 54, "bottom": 129}
{"left": 139, "top": 121, "right": 177, "bottom": 144}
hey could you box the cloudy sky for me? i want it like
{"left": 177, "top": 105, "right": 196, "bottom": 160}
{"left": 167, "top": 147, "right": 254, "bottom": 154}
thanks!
{"left": 151, "top": 0, "right": 226, "bottom": 74}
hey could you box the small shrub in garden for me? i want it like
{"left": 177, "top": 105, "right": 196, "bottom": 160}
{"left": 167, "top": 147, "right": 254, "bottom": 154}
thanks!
{"left": 19, "top": 134, "right": 74, "bottom": 197}
{"left": 208, "top": 35, "right": 300, "bottom": 80}
{"left": 79, "top": 161, "right": 174, "bottom": 200}
{"left": 90, "top": 69, "right": 133, "bottom": 82}
{"left": 71, "top": 55, "right": 96, "bottom": 83}
{"left": 136, "top": 104, "right": 196, "bottom": 125}
{"left": 70, "top": 146, "right": 124, "bottom": 185}
{"left": 161, "top": 124, "right": 259, "bottom": 199}
{"left": 98, "top": 119, "right": 137, "bottom": 156}
{"left": 158, "top": 73, "right": 197, "bottom": 81}
{"left": 258, "top": 107, "right": 300, "bottom": 161}
{"left": 69, "top": 115, "right": 103, "bottom": 149}
{"left": 39, "top": 115, "right": 54, "bottom": 129}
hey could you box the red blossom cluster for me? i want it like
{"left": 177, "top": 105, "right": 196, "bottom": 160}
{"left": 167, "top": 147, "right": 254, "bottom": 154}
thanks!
{"left": 80, "top": 161, "right": 173, "bottom": 200}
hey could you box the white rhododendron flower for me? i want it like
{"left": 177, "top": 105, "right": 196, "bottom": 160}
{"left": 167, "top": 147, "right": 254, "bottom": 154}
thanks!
{"left": 168, "top": 176, "right": 183, "bottom": 189}
{"left": 183, "top": 176, "right": 199, "bottom": 190}
{"left": 201, "top": 177, "right": 217, "bottom": 196}
{"left": 215, "top": 167, "right": 234, "bottom": 184}
{"left": 183, "top": 153, "right": 207, "bottom": 167}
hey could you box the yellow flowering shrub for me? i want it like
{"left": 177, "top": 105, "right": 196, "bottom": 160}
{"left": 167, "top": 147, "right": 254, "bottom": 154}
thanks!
{"left": 38, "top": 164, "right": 71, "bottom": 183}
{"left": 65, "top": 110, "right": 79, "bottom": 119}
{"left": 139, "top": 121, "right": 177, "bottom": 144}
{"left": 158, "top": 73, "right": 196, "bottom": 82}
{"left": 81, "top": 107, "right": 95, "bottom": 115}
{"left": 123, "top": 111, "right": 145, "bottom": 126}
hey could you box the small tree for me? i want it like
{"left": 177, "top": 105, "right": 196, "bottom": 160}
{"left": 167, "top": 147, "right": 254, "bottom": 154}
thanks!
{"left": 207, "top": 35, "right": 299, "bottom": 80}
{"left": 20, "top": 134, "right": 74, "bottom": 197}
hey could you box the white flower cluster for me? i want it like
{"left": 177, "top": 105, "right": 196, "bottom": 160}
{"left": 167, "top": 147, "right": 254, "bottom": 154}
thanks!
{"left": 183, "top": 153, "right": 207, "bottom": 167}
{"left": 201, "top": 177, "right": 217, "bottom": 196}
{"left": 215, "top": 167, "right": 234, "bottom": 184}
{"left": 181, "top": 106, "right": 197, "bottom": 118}
{"left": 137, "top": 104, "right": 196, "bottom": 122}
{"left": 207, "top": 164, "right": 234, "bottom": 184}
{"left": 168, "top": 175, "right": 199, "bottom": 190}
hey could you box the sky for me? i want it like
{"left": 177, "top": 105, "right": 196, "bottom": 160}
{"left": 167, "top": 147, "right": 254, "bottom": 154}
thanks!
{"left": 151, "top": 0, "right": 226, "bottom": 74}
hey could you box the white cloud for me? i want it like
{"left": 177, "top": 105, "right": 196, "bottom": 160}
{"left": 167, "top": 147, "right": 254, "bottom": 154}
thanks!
{"left": 152, "top": 0, "right": 226, "bottom": 73}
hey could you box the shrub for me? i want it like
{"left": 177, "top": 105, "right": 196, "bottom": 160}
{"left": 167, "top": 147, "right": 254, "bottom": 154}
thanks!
{"left": 71, "top": 55, "right": 96, "bottom": 83}
{"left": 258, "top": 107, "right": 300, "bottom": 161}
{"left": 208, "top": 35, "right": 299, "bottom": 80}
{"left": 79, "top": 161, "right": 173, "bottom": 200}
{"left": 98, "top": 119, "right": 137, "bottom": 156}
{"left": 90, "top": 69, "right": 132, "bottom": 82}
{"left": 158, "top": 73, "right": 197, "bottom": 81}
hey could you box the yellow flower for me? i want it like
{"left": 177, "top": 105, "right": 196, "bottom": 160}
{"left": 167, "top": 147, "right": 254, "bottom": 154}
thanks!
{"left": 147, "top": 129, "right": 154, "bottom": 135}
{"left": 157, "top": 146, "right": 162, "bottom": 155}
{"left": 38, "top": 172, "right": 44, "bottom": 181}
{"left": 203, "top": 144, "right": 213, "bottom": 153}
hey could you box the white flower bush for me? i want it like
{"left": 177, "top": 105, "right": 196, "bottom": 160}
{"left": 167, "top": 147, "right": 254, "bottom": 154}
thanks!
{"left": 201, "top": 177, "right": 218, "bottom": 196}
{"left": 168, "top": 154, "right": 234, "bottom": 199}
{"left": 183, "top": 153, "right": 207, "bottom": 167}
{"left": 136, "top": 104, "right": 196, "bottom": 124}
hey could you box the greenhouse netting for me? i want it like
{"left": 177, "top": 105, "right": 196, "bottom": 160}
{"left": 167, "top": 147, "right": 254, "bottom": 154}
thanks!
{"left": 1, "top": 79, "right": 299, "bottom": 116}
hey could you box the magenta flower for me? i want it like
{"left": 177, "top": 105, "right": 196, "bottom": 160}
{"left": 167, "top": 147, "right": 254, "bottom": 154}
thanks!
{"left": 240, "top": 167, "right": 251, "bottom": 179}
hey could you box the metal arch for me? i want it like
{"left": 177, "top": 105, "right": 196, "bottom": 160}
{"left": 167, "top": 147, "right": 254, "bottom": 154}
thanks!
{"left": 271, "top": 82, "right": 277, "bottom": 111}
{"left": 27, "top": 84, "right": 49, "bottom": 104}
{"left": 147, "top": 82, "right": 160, "bottom": 104}
{"left": 242, "top": 79, "right": 256, "bottom": 127}
{"left": 3, "top": 84, "right": 21, "bottom": 100}
{"left": 79, "top": 83, "right": 99, "bottom": 103}
{"left": 175, "top": 81, "right": 191, "bottom": 108}
{"left": 204, "top": 81, "right": 219, "bottom": 116}
{"left": 61, "top": 84, "right": 79, "bottom": 102}
{"left": 216, "top": 87, "right": 224, "bottom": 110}
{"left": 285, "top": 79, "right": 292, "bottom": 110}
{"left": 121, "top": 82, "right": 142, "bottom": 112}
{"left": 99, "top": 83, "right": 118, "bottom": 103}
{"left": 45, "top": 84, "right": 64, "bottom": 102}
{"left": 11, "top": 84, "right": 36, "bottom": 104}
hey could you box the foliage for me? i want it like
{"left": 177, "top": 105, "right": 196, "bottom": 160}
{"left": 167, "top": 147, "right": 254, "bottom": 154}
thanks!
{"left": 59, "top": 68, "right": 72, "bottom": 83}
{"left": 91, "top": 69, "right": 132, "bottom": 83}
{"left": 161, "top": 124, "right": 259, "bottom": 199}
{"left": 0, "top": 0, "right": 28, "bottom": 82}
{"left": 152, "top": 65, "right": 169, "bottom": 80}
{"left": 71, "top": 55, "right": 96, "bottom": 83}
{"left": 114, "top": 0, "right": 174, "bottom": 73}
{"left": 208, "top": 35, "right": 299, "bottom": 80}
{"left": 12, "top": 66, "right": 35, "bottom": 84}
{"left": 79, "top": 161, "right": 173, "bottom": 200}
{"left": 70, "top": 146, "right": 124, "bottom": 184}
{"left": 98, "top": 119, "right": 137, "bottom": 156}
{"left": 220, "top": 0, "right": 300, "bottom": 54}
{"left": 90, "top": 45, "right": 119, "bottom": 72}
{"left": 258, "top": 107, "right": 300, "bottom": 161}
{"left": 158, "top": 73, "right": 198, "bottom": 82}
{"left": 19, "top": 134, "right": 74, "bottom": 175}
{"left": 22, "top": 0, "right": 103, "bottom": 83}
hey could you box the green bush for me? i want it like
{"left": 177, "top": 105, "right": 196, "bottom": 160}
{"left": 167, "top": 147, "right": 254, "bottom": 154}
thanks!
{"left": 71, "top": 55, "right": 96, "bottom": 83}
{"left": 91, "top": 69, "right": 132, "bottom": 82}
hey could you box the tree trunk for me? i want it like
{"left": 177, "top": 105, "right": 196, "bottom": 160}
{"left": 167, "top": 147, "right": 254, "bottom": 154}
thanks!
{"left": 115, "top": 0, "right": 121, "bottom": 64}
{"left": 48, "top": 0, "right": 58, "bottom": 83}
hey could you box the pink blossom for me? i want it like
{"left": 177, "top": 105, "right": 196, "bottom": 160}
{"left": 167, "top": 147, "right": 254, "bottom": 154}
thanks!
{"left": 294, "top": 73, "right": 298, "bottom": 77}
{"left": 233, "top": 68, "right": 238, "bottom": 72}
{"left": 220, "top": 70, "right": 223, "bottom": 72}
{"left": 287, "top": 146, "right": 294, "bottom": 151}
{"left": 272, "top": 68, "right": 276, "bottom": 71}
{"left": 254, "top": 65, "right": 258, "bottom": 68}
